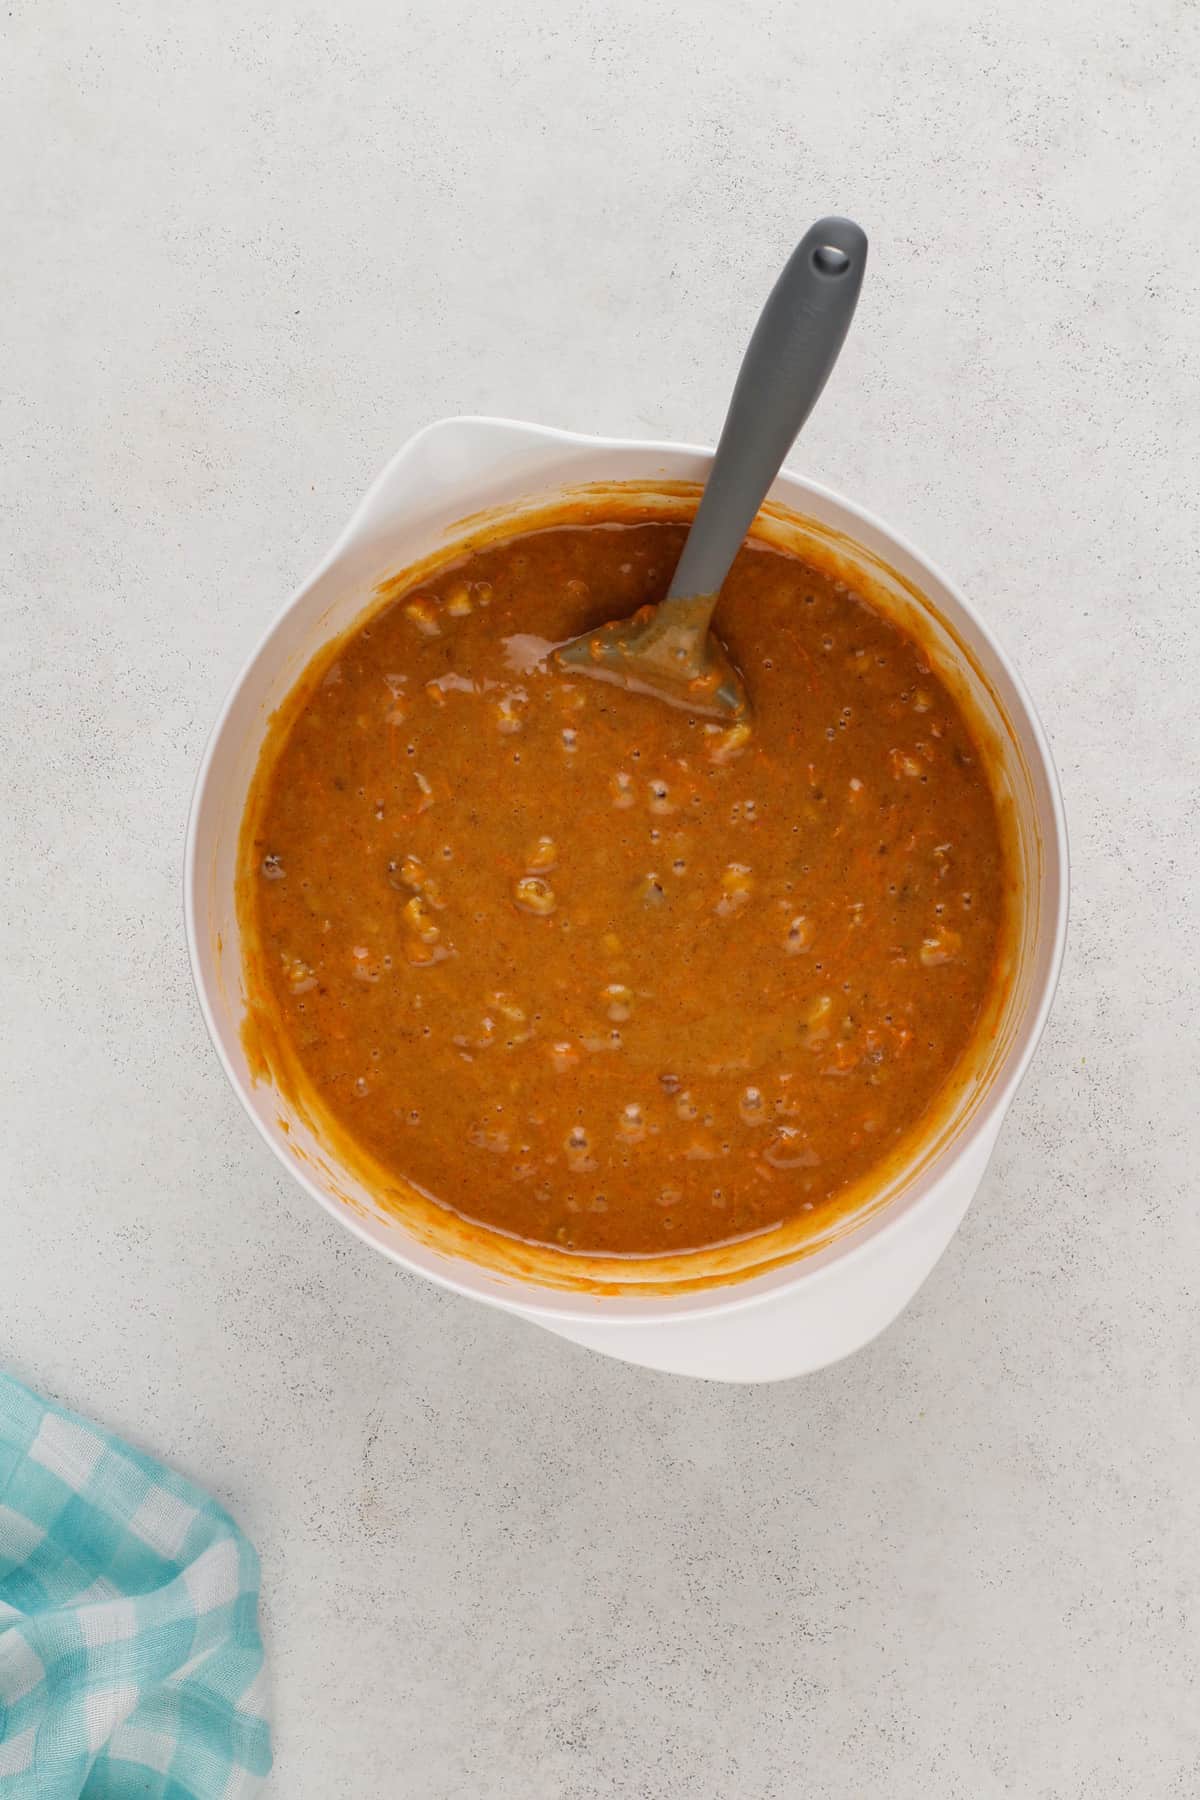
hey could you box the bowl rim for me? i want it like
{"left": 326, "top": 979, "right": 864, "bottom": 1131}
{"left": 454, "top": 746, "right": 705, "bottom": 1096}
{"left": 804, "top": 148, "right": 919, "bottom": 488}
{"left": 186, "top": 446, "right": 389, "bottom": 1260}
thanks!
{"left": 184, "top": 414, "right": 1070, "bottom": 1325}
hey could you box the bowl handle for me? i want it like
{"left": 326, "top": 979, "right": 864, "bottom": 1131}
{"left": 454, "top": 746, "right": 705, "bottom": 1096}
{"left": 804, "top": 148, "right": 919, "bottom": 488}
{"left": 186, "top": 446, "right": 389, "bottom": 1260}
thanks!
{"left": 334, "top": 416, "right": 601, "bottom": 555}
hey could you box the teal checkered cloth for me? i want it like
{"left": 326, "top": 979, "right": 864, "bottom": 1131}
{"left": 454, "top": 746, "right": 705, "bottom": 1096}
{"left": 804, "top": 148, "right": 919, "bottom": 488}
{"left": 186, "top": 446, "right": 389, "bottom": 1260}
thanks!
{"left": 0, "top": 1374, "right": 270, "bottom": 1796}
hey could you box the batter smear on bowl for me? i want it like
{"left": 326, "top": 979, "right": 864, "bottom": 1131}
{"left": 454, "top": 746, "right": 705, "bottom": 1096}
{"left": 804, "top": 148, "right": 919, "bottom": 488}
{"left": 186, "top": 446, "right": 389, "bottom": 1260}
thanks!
{"left": 239, "top": 513, "right": 1009, "bottom": 1257}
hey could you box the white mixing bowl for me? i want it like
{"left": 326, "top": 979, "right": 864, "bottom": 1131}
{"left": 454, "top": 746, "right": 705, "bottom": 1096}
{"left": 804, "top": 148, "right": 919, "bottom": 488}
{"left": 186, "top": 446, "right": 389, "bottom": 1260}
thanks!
{"left": 185, "top": 417, "right": 1067, "bottom": 1381}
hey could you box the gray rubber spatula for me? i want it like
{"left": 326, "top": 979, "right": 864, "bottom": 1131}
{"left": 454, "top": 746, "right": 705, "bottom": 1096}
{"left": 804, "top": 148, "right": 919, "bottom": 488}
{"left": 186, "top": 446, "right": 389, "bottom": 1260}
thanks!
{"left": 556, "top": 216, "right": 868, "bottom": 718}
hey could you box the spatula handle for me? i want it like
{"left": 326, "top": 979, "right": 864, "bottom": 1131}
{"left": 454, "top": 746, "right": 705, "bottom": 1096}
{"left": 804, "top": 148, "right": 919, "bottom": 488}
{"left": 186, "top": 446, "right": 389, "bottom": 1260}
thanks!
{"left": 667, "top": 217, "right": 868, "bottom": 605}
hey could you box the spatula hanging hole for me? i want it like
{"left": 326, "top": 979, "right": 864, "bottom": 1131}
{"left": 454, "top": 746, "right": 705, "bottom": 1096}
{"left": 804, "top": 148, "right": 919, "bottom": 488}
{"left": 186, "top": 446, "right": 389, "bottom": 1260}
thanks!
{"left": 812, "top": 243, "right": 851, "bottom": 275}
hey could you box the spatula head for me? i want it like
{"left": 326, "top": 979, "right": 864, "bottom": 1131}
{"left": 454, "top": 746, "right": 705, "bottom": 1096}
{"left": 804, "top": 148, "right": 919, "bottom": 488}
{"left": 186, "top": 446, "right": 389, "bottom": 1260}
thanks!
{"left": 554, "top": 598, "right": 749, "bottom": 720}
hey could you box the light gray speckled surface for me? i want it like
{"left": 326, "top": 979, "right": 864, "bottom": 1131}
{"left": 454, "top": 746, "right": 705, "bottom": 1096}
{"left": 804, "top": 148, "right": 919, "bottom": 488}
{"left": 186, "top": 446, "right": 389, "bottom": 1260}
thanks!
{"left": 3, "top": 1, "right": 1199, "bottom": 1794}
